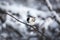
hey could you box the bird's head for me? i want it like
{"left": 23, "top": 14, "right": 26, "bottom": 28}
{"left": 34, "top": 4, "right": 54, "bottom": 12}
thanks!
{"left": 27, "top": 16, "right": 36, "bottom": 25}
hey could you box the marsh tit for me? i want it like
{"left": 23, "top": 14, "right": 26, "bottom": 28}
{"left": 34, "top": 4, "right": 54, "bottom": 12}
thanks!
{"left": 27, "top": 16, "right": 36, "bottom": 25}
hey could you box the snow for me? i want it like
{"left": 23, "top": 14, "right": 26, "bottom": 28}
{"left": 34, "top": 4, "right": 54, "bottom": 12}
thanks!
{"left": 0, "top": 1, "right": 60, "bottom": 40}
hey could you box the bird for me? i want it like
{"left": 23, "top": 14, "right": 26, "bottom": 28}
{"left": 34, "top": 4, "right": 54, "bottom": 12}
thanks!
{"left": 27, "top": 15, "right": 35, "bottom": 25}
{"left": 27, "top": 15, "right": 39, "bottom": 32}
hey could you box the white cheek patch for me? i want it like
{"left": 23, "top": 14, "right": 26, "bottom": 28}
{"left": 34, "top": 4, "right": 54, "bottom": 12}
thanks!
{"left": 29, "top": 18, "right": 35, "bottom": 25}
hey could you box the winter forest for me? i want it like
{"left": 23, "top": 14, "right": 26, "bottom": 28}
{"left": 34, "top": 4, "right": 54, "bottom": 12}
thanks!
{"left": 0, "top": 0, "right": 60, "bottom": 40}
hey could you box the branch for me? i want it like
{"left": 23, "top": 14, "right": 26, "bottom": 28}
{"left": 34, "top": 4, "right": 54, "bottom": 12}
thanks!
{"left": 45, "top": 0, "right": 60, "bottom": 24}
{"left": 7, "top": 12, "right": 49, "bottom": 39}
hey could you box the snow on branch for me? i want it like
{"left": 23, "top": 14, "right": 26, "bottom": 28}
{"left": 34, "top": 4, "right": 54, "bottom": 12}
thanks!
{"left": 45, "top": 0, "right": 60, "bottom": 24}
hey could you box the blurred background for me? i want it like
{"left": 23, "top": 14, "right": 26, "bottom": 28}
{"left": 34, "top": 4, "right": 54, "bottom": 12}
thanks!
{"left": 0, "top": 0, "right": 60, "bottom": 40}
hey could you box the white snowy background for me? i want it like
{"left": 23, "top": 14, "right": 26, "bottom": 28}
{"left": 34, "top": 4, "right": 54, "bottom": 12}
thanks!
{"left": 0, "top": 0, "right": 60, "bottom": 40}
